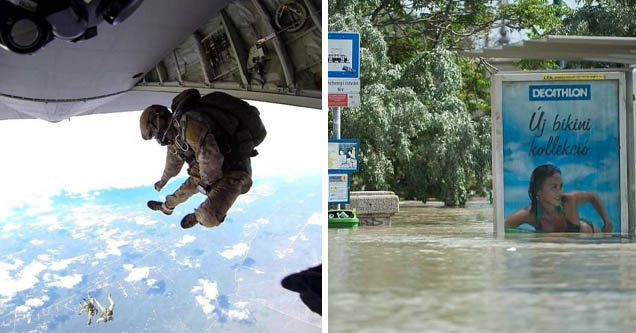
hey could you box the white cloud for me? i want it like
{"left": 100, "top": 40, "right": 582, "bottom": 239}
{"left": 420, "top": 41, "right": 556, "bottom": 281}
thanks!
{"left": 24, "top": 196, "right": 55, "bottom": 216}
{"left": 0, "top": 259, "right": 23, "bottom": 280}
{"left": 36, "top": 255, "right": 51, "bottom": 262}
{"left": 191, "top": 279, "right": 219, "bottom": 315}
{"left": 2, "top": 223, "right": 20, "bottom": 233}
{"left": 123, "top": 264, "right": 151, "bottom": 283}
{"left": 20, "top": 261, "right": 47, "bottom": 277}
{"left": 15, "top": 305, "right": 30, "bottom": 313}
{"left": 228, "top": 309, "right": 249, "bottom": 320}
{"left": 559, "top": 163, "right": 593, "bottom": 182}
{"left": 29, "top": 239, "right": 44, "bottom": 246}
{"left": 176, "top": 256, "right": 196, "bottom": 268}
{"left": 133, "top": 238, "right": 152, "bottom": 252}
{"left": 243, "top": 218, "right": 269, "bottom": 230}
{"left": 195, "top": 295, "right": 215, "bottom": 314}
{"left": 306, "top": 213, "right": 322, "bottom": 226}
{"left": 133, "top": 215, "right": 157, "bottom": 226}
{"left": 503, "top": 147, "right": 534, "bottom": 177}
{"left": 0, "top": 260, "right": 47, "bottom": 305}
{"left": 30, "top": 215, "right": 63, "bottom": 231}
{"left": 47, "top": 274, "right": 82, "bottom": 289}
{"left": 94, "top": 239, "right": 130, "bottom": 259}
{"left": 175, "top": 235, "right": 196, "bottom": 248}
{"left": 25, "top": 296, "right": 48, "bottom": 307}
{"left": 72, "top": 205, "right": 121, "bottom": 229}
{"left": 191, "top": 279, "right": 219, "bottom": 299}
{"left": 218, "top": 243, "right": 249, "bottom": 259}
{"left": 274, "top": 248, "right": 294, "bottom": 259}
{"left": 49, "top": 256, "right": 84, "bottom": 271}
{"left": 95, "top": 227, "right": 120, "bottom": 241}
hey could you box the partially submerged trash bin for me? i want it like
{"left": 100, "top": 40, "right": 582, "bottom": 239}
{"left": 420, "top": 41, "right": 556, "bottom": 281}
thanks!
{"left": 328, "top": 209, "right": 359, "bottom": 228}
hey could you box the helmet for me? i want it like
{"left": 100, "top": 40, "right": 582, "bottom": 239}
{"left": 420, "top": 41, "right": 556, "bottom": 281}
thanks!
{"left": 140, "top": 104, "right": 171, "bottom": 141}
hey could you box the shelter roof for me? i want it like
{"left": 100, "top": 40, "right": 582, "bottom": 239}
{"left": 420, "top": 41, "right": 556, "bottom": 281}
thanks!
{"left": 462, "top": 35, "right": 636, "bottom": 65}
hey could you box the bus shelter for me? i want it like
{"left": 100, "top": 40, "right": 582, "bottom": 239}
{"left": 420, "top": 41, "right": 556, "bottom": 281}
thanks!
{"left": 463, "top": 36, "right": 636, "bottom": 235}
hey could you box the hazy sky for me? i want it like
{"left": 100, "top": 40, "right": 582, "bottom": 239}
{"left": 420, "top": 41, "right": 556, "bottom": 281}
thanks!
{"left": 0, "top": 102, "right": 323, "bottom": 220}
{"left": 483, "top": 0, "right": 582, "bottom": 47}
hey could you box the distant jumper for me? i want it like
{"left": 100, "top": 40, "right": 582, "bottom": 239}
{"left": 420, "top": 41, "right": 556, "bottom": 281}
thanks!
{"left": 95, "top": 295, "right": 115, "bottom": 324}
{"left": 78, "top": 295, "right": 98, "bottom": 326}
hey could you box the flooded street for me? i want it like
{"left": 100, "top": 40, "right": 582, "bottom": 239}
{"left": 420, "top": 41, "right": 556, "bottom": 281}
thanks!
{"left": 328, "top": 201, "right": 636, "bottom": 333}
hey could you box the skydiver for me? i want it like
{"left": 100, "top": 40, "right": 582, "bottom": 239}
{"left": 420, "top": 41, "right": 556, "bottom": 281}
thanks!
{"left": 78, "top": 295, "right": 98, "bottom": 326}
{"left": 140, "top": 89, "right": 266, "bottom": 229}
{"left": 94, "top": 294, "right": 114, "bottom": 324}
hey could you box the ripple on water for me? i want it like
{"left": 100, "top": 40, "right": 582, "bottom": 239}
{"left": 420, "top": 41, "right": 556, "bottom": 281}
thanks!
{"left": 329, "top": 203, "right": 636, "bottom": 333}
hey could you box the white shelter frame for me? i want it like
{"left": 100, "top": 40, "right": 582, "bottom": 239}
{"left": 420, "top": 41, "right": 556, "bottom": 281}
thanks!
{"left": 491, "top": 70, "right": 628, "bottom": 236}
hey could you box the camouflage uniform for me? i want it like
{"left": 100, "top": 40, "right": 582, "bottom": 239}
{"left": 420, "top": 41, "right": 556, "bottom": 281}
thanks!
{"left": 79, "top": 296, "right": 98, "bottom": 326}
{"left": 153, "top": 90, "right": 254, "bottom": 227}
{"left": 94, "top": 295, "right": 114, "bottom": 324}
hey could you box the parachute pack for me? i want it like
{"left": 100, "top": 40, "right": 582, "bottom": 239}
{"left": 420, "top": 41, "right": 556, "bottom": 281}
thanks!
{"left": 171, "top": 89, "right": 267, "bottom": 158}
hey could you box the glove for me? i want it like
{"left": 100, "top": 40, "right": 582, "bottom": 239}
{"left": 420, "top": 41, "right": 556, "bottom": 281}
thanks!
{"left": 197, "top": 183, "right": 211, "bottom": 195}
{"left": 154, "top": 179, "right": 167, "bottom": 192}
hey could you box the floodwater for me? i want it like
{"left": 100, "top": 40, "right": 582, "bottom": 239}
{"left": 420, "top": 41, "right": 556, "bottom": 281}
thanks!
{"left": 328, "top": 200, "right": 636, "bottom": 333}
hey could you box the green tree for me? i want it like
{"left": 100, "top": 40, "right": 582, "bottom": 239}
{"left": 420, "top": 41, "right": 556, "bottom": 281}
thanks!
{"left": 559, "top": 0, "right": 636, "bottom": 37}
{"left": 328, "top": 0, "right": 563, "bottom": 64}
{"left": 330, "top": 5, "right": 474, "bottom": 205}
{"left": 517, "top": 0, "right": 636, "bottom": 70}
{"left": 328, "top": 0, "right": 562, "bottom": 206}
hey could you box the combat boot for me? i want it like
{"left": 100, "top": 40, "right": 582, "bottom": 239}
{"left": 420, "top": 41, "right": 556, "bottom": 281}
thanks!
{"left": 147, "top": 201, "right": 174, "bottom": 215}
{"left": 181, "top": 213, "right": 199, "bottom": 229}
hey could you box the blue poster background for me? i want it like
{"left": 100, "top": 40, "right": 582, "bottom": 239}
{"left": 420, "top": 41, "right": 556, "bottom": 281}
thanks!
{"left": 502, "top": 79, "right": 620, "bottom": 232}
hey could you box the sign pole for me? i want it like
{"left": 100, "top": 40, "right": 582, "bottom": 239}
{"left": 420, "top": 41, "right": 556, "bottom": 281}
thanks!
{"left": 333, "top": 107, "right": 341, "bottom": 209}
{"left": 333, "top": 107, "right": 341, "bottom": 139}
{"left": 328, "top": 32, "right": 360, "bottom": 210}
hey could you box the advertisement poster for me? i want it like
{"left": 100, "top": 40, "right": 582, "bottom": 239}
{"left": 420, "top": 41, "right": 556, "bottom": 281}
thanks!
{"left": 328, "top": 172, "right": 350, "bottom": 204}
{"left": 328, "top": 139, "right": 360, "bottom": 172}
{"left": 501, "top": 77, "right": 622, "bottom": 233}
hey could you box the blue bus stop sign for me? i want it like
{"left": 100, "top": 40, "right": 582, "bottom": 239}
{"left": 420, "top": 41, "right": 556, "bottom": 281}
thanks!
{"left": 328, "top": 32, "right": 360, "bottom": 79}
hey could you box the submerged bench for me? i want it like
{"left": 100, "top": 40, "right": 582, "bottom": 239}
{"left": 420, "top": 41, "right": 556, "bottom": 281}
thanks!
{"left": 349, "top": 191, "right": 399, "bottom": 226}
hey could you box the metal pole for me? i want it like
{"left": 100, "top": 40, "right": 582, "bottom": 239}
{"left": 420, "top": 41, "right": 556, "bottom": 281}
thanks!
{"left": 332, "top": 107, "right": 341, "bottom": 209}
{"left": 333, "top": 107, "right": 341, "bottom": 139}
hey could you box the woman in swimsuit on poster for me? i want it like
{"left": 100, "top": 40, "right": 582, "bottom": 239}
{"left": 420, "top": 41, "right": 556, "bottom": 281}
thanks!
{"left": 504, "top": 164, "right": 613, "bottom": 233}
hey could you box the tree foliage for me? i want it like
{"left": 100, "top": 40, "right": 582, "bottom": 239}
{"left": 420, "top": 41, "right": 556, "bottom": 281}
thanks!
{"left": 327, "top": 0, "right": 579, "bottom": 206}
{"left": 329, "top": 2, "right": 496, "bottom": 206}
{"left": 330, "top": 0, "right": 564, "bottom": 64}
{"left": 558, "top": 0, "right": 636, "bottom": 37}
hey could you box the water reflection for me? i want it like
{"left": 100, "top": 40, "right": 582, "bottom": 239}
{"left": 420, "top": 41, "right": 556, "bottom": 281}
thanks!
{"left": 328, "top": 201, "right": 636, "bottom": 333}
